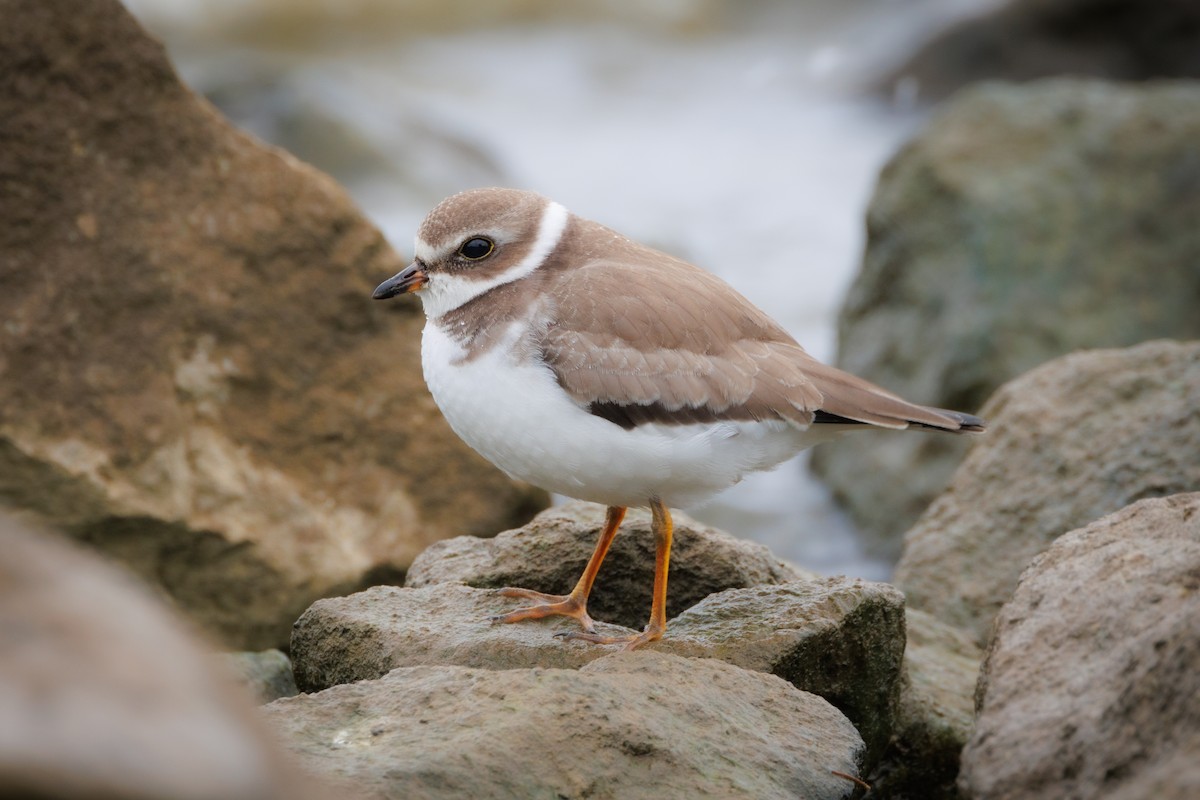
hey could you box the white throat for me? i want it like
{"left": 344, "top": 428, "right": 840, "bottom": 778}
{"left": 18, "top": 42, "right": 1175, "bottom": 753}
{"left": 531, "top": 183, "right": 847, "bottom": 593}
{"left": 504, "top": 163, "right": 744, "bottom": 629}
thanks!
{"left": 418, "top": 201, "right": 570, "bottom": 319}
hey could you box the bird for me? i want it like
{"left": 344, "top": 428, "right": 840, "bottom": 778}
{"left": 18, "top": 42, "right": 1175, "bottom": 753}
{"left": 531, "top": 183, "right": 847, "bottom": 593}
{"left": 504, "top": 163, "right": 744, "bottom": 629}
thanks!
{"left": 373, "top": 187, "right": 985, "bottom": 650}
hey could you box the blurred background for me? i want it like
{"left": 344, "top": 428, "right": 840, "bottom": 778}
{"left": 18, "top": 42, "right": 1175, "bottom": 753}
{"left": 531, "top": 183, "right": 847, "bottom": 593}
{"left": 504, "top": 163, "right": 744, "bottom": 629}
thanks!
{"left": 118, "top": 0, "right": 1006, "bottom": 579}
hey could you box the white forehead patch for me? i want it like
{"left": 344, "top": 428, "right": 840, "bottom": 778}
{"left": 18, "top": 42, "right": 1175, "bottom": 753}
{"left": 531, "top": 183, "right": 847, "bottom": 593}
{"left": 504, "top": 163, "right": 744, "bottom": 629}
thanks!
{"left": 418, "top": 201, "right": 569, "bottom": 319}
{"left": 413, "top": 237, "right": 440, "bottom": 264}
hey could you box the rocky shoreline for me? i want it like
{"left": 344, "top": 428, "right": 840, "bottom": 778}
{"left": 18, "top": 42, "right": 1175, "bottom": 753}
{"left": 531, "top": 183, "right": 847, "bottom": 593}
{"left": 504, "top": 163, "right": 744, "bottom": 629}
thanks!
{"left": 2, "top": 1, "right": 1198, "bottom": 799}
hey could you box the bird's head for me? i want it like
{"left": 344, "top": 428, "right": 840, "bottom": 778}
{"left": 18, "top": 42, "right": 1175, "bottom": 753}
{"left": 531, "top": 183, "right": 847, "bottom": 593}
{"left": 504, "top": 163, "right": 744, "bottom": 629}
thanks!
{"left": 372, "top": 187, "right": 569, "bottom": 320}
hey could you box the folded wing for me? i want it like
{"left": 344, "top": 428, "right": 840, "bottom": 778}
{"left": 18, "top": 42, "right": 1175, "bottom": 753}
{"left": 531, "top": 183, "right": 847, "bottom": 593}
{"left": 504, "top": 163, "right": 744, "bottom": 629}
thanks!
{"left": 539, "top": 257, "right": 982, "bottom": 434}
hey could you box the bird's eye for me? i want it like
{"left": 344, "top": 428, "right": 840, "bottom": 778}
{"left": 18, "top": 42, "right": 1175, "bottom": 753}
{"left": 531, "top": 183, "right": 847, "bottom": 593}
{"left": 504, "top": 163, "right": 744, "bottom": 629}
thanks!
{"left": 458, "top": 237, "right": 494, "bottom": 261}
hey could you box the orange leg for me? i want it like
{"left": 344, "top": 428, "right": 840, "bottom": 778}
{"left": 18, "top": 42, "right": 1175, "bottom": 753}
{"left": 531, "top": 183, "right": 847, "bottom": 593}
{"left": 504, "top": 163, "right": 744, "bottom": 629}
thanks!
{"left": 490, "top": 505, "right": 626, "bottom": 634}
{"left": 557, "top": 497, "right": 673, "bottom": 651}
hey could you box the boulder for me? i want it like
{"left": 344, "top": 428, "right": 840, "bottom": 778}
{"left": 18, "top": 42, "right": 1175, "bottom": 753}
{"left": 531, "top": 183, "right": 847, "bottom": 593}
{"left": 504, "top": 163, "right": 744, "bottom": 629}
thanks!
{"left": 297, "top": 500, "right": 906, "bottom": 772}
{"left": 292, "top": 576, "right": 904, "bottom": 768}
{"left": 870, "top": 609, "right": 982, "bottom": 799}
{"left": 664, "top": 579, "right": 904, "bottom": 767}
{"left": 884, "top": 0, "right": 1200, "bottom": 102}
{"left": 264, "top": 651, "right": 866, "bottom": 800}
{"left": 406, "top": 501, "right": 810, "bottom": 630}
{"left": 0, "top": 0, "right": 545, "bottom": 649}
{"left": 959, "top": 493, "right": 1200, "bottom": 799}
{"left": 292, "top": 583, "right": 627, "bottom": 687}
{"left": 895, "top": 340, "right": 1200, "bottom": 644}
{"left": 0, "top": 512, "right": 335, "bottom": 800}
{"left": 219, "top": 649, "right": 299, "bottom": 704}
{"left": 1103, "top": 739, "right": 1200, "bottom": 800}
{"left": 811, "top": 80, "right": 1200, "bottom": 554}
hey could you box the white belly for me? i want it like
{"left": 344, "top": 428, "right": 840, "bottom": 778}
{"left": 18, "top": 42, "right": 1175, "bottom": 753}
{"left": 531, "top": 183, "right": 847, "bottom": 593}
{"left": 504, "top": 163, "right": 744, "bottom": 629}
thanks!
{"left": 421, "top": 321, "right": 828, "bottom": 509}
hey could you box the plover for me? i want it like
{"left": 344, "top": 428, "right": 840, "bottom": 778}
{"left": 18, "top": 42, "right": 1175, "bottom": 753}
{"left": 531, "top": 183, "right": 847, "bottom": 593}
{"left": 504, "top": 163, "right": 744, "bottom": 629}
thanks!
{"left": 373, "top": 187, "right": 984, "bottom": 650}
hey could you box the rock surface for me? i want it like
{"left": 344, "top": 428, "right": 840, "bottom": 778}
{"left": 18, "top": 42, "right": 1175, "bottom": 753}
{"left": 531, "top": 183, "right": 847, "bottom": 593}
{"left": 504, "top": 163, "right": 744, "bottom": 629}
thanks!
{"left": 1103, "top": 739, "right": 1200, "bottom": 800}
{"left": 292, "top": 583, "right": 628, "bottom": 687}
{"left": 895, "top": 340, "right": 1200, "bottom": 644}
{"left": 959, "top": 493, "right": 1200, "bottom": 799}
{"left": 0, "top": 0, "right": 545, "bottom": 649}
{"left": 885, "top": 0, "right": 1200, "bottom": 102}
{"left": 0, "top": 512, "right": 334, "bottom": 800}
{"left": 663, "top": 579, "right": 904, "bottom": 767}
{"left": 871, "top": 609, "right": 982, "bottom": 800}
{"left": 265, "top": 651, "right": 865, "bottom": 800}
{"left": 219, "top": 649, "right": 300, "bottom": 704}
{"left": 407, "top": 501, "right": 810, "bottom": 630}
{"left": 811, "top": 80, "right": 1200, "bottom": 553}
{"left": 293, "top": 501, "right": 914, "bottom": 784}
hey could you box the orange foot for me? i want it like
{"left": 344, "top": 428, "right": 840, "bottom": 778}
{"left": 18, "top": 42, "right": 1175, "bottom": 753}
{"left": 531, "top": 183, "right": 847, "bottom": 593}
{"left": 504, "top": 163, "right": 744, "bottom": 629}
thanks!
{"left": 489, "top": 587, "right": 599, "bottom": 634}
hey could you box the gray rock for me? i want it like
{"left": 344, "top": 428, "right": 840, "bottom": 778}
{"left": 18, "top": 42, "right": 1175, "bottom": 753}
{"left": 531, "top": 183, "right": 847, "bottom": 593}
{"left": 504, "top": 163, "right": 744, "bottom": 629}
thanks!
{"left": 664, "top": 579, "right": 905, "bottom": 768}
{"left": 0, "top": 512, "right": 335, "bottom": 800}
{"left": 811, "top": 80, "right": 1200, "bottom": 554}
{"left": 1104, "top": 736, "right": 1200, "bottom": 800}
{"left": 883, "top": 0, "right": 1200, "bottom": 103}
{"left": 292, "top": 576, "right": 903, "bottom": 768}
{"left": 264, "top": 651, "right": 866, "bottom": 800}
{"left": 0, "top": 0, "right": 546, "bottom": 649}
{"left": 219, "top": 649, "right": 299, "bottom": 703}
{"left": 291, "top": 583, "right": 627, "bottom": 690}
{"left": 871, "top": 609, "right": 982, "bottom": 799}
{"left": 407, "top": 500, "right": 810, "bottom": 630}
{"left": 895, "top": 340, "right": 1200, "bottom": 644}
{"left": 959, "top": 494, "right": 1200, "bottom": 800}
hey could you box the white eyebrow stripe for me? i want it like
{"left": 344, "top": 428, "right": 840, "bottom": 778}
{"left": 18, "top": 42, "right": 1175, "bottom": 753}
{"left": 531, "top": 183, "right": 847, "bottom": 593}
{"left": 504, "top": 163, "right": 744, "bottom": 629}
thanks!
{"left": 413, "top": 237, "right": 438, "bottom": 263}
{"left": 419, "top": 201, "right": 570, "bottom": 319}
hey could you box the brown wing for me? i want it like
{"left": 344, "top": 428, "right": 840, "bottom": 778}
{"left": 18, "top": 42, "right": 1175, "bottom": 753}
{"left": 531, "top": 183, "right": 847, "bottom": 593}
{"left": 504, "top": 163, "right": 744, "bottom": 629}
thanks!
{"left": 539, "top": 256, "right": 824, "bottom": 429}
{"left": 538, "top": 252, "right": 982, "bottom": 433}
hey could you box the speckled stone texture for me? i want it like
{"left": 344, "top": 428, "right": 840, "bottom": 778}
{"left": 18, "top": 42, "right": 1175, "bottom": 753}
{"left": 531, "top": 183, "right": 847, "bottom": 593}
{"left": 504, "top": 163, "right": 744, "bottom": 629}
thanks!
{"left": 959, "top": 494, "right": 1200, "bottom": 800}
{"left": 265, "top": 652, "right": 865, "bottom": 800}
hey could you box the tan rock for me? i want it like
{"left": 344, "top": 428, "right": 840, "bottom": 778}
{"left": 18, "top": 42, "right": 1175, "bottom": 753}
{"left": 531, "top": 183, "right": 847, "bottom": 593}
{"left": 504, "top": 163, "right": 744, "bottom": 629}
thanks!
{"left": 406, "top": 500, "right": 810, "bottom": 630}
{"left": 0, "top": 0, "right": 545, "bottom": 649}
{"left": 265, "top": 651, "right": 866, "bottom": 800}
{"left": 0, "top": 512, "right": 338, "bottom": 800}
{"left": 292, "top": 583, "right": 626, "bottom": 688}
{"left": 959, "top": 494, "right": 1200, "bottom": 799}
{"left": 1103, "top": 737, "right": 1200, "bottom": 800}
{"left": 895, "top": 340, "right": 1200, "bottom": 644}
{"left": 871, "top": 608, "right": 982, "bottom": 799}
{"left": 293, "top": 576, "right": 904, "bottom": 768}
{"left": 668, "top": 578, "right": 905, "bottom": 770}
{"left": 219, "top": 650, "right": 299, "bottom": 704}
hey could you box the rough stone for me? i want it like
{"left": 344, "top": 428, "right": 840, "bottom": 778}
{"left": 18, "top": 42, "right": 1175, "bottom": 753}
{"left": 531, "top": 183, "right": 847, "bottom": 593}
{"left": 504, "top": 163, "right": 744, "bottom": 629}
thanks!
{"left": 291, "top": 583, "right": 627, "bottom": 690}
{"left": 219, "top": 649, "right": 299, "bottom": 704}
{"left": 959, "top": 493, "right": 1200, "bottom": 799}
{"left": 1103, "top": 737, "right": 1200, "bottom": 800}
{"left": 663, "top": 579, "right": 904, "bottom": 768}
{"left": 264, "top": 651, "right": 866, "bottom": 800}
{"left": 895, "top": 340, "right": 1200, "bottom": 644}
{"left": 811, "top": 80, "right": 1200, "bottom": 554}
{"left": 292, "top": 575, "right": 903, "bottom": 768}
{"left": 0, "top": 0, "right": 545, "bottom": 649}
{"left": 871, "top": 609, "right": 982, "bottom": 799}
{"left": 884, "top": 0, "right": 1200, "bottom": 102}
{"left": 406, "top": 500, "right": 810, "bottom": 630}
{"left": 0, "top": 512, "right": 336, "bottom": 800}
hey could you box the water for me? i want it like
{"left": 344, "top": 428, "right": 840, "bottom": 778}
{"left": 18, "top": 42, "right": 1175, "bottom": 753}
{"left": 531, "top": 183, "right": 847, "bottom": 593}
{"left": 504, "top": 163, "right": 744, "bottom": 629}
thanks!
{"left": 125, "top": 0, "right": 995, "bottom": 580}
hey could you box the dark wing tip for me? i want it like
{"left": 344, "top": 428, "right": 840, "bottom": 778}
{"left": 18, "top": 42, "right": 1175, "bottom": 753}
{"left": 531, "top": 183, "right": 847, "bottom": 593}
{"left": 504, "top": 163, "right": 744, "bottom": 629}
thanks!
{"left": 953, "top": 413, "right": 987, "bottom": 433}
{"left": 812, "top": 407, "right": 986, "bottom": 433}
{"left": 918, "top": 408, "right": 986, "bottom": 433}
